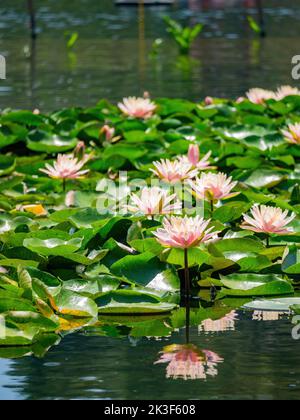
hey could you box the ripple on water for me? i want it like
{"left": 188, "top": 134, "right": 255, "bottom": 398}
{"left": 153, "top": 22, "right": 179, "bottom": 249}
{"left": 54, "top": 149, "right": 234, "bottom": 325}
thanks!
{"left": 1, "top": 0, "right": 300, "bottom": 109}
{"left": 0, "top": 314, "right": 298, "bottom": 400}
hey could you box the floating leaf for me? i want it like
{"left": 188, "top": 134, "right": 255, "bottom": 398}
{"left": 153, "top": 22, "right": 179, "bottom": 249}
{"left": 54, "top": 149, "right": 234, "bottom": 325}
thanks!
{"left": 244, "top": 298, "right": 300, "bottom": 312}
{"left": 54, "top": 290, "right": 98, "bottom": 318}
{"left": 96, "top": 290, "right": 177, "bottom": 314}
{"left": 282, "top": 246, "right": 300, "bottom": 274}
{"left": 27, "top": 131, "right": 78, "bottom": 153}
{"left": 63, "top": 275, "right": 121, "bottom": 297}
{"left": 110, "top": 252, "right": 167, "bottom": 286}
{"left": 243, "top": 169, "right": 287, "bottom": 188}
{"left": 23, "top": 237, "right": 83, "bottom": 256}
{"left": 220, "top": 273, "right": 294, "bottom": 297}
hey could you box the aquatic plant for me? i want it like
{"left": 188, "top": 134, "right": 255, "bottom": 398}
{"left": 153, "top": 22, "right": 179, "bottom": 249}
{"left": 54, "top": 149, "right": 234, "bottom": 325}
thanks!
{"left": 282, "top": 123, "right": 300, "bottom": 145}
{"left": 163, "top": 16, "right": 203, "bottom": 55}
{"left": 40, "top": 153, "right": 89, "bottom": 191}
{"left": 179, "top": 144, "right": 215, "bottom": 171}
{"left": 64, "top": 31, "right": 79, "bottom": 49}
{"left": 151, "top": 158, "right": 199, "bottom": 184}
{"left": 118, "top": 96, "right": 156, "bottom": 119}
{"left": 154, "top": 216, "right": 219, "bottom": 298}
{"left": 127, "top": 187, "right": 181, "bottom": 217}
{"left": 247, "top": 16, "right": 262, "bottom": 35}
{"left": 246, "top": 88, "right": 276, "bottom": 104}
{"left": 189, "top": 172, "right": 239, "bottom": 212}
{"left": 241, "top": 205, "right": 295, "bottom": 239}
{"left": 0, "top": 90, "right": 299, "bottom": 358}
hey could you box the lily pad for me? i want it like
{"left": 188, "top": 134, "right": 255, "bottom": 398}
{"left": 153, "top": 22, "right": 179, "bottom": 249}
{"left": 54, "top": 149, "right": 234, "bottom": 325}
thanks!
{"left": 243, "top": 298, "right": 300, "bottom": 312}
{"left": 220, "top": 273, "right": 294, "bottom": 297}
{"left": 54, "top": 290, "right": 98, "bottom": 318}
{"left": 27, "top": 131, "right": 78, "bottom": 153}
{"left": 96, "top": 290, "right": 177, "bottom": 314}
{"left": 23, "top": 237, "right": 83, "bottom": 256}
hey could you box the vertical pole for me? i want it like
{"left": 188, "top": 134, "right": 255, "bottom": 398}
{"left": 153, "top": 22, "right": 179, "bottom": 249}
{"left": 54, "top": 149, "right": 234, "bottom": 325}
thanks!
{"left": 138, "top": 0, "right": 146, "bottom": 89}
{"left": 27, "top": 0, "right": 37, "bottom": 39}
{"left": 184, "top": 249, "right": 190, "bottom": 344}
{"left": 256, "top": 0, "right": 266, "bottom": 37}
{"left": 29, "top": 36, "right": 37, "bottom": 110}
{"left": 184, "top": 248, "right": 190, "bottom": 300}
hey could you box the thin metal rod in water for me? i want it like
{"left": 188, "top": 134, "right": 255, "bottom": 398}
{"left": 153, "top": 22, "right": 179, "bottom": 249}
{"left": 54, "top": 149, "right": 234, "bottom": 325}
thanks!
{"left": 184, "top": 248, "right": 191, "bottom": 344}
{"left": 256, "top": 0, "right": 266, "bottom": 37}
{"left": 138, "top": 0, "right": 146, "bottom": 86}
{"left": 27, "top": 0, "right": 37, "bottom": 39}
{"left": 184, "top": 248, "right": 190, "bottom": 300}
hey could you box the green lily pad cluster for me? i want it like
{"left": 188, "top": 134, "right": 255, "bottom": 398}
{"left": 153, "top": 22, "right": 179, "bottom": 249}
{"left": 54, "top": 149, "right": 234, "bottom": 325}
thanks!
{"left": 0, "top": 93, "right": 300, "bottom": 357}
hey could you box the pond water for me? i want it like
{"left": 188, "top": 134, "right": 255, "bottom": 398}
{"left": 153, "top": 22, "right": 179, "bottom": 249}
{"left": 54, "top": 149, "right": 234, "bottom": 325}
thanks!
{"left": 0, "top": 311, "right": 299, "bottom": 400}
{"left": 0, "top": 0, "right": 300, "bottom": 110}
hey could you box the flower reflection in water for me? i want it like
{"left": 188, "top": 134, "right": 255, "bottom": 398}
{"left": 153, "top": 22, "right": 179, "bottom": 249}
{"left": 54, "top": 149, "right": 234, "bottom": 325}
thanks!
{"left": 198, "top": 311, "right": 238, "bottom": 333}
{"left": 155, "top": 344, "right": 223, "bottom": 381}
{"left": 252, "top": 311, "right": 286, "bottom": 322}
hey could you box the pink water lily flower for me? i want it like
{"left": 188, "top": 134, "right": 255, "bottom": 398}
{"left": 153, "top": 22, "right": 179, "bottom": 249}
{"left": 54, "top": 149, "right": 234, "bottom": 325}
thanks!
{"left": 281, "top": 123, "right": 300, "bottom": 145}
{"left": 275, "top": 85, "right": 300, "bottom": 100}
{"left": 65, "top": 190, "right": 76, "bottom": 207}
{"left": 100, "top": 125, "right": 115, "bottom": 142}
{"left": 153, "top": 215, "right": 218, "bottom": 249}
{"left": 40, "top": 154, "right": 89, "bottom": 180}
{"left": 154, "top": 344, "right": 223, "bottom": 381}
{"left": 180, "top": 144, "right": 215, "bottom": 171}
{"left": 241, "top": 205, "right": 295, "bottom": 235}
{"left": 204, "top": 96, "right": 214, "bottom": 106}
{"left": 151, "top": 159, "right": 199, "bottom": 184}
{"left": 118, "top": 96, "right": 156, "bottom": 119}
{"left": 236, "top": 97, "right": 245, "bottom": 104}
{"left": 246, "top": 88, "right": 275, "bottom": 104}
{"left": 127, "top": 187, "right": 182, "bottom": 216}
{"left": 189, "top": 172, "right": 239, "bottom": 202}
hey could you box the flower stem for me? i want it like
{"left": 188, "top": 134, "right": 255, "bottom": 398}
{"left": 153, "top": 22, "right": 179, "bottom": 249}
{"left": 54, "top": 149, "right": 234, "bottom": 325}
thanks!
{"left": 266, "top": 235, "right": 270, "bottom": 248}
{"left": 184, "top": 248, "right": 190, "bottom": 344}
{"left": 184, "top": 248, "right": 190, "bottom": 300}
{"left": 62, "top": 178, "right": 66, "bottom": 193}
{"left": 210, "top": 200, "right": 214, "bottom": 216}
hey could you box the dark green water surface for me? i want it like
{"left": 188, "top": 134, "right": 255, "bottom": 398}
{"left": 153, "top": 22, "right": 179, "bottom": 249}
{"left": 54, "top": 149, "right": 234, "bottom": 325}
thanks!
{"left": 0, "top": 0, "right": 300, "bottom": 110}
{"left": 0, "top": 311, "right": 299, "bottom": 400}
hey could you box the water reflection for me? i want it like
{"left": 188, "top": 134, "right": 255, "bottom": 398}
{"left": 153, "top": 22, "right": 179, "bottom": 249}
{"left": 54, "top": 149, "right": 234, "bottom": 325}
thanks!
{"left": 155, "top": 343, "right": 223, "bottom": 380}
{"left": 189, "top": 0, "right": 258, "bottom": 11}
{"left": 198, "top": 310, "right": 238, "bottom": 333}
{"left": 1, "top": 1, "right": 300, "bottom": 109}
{"left": 27, "top": 37, "right": 37, "bottom": 110}
{"left": 252, "top": 311, "right": 286, "bottom": 322}
{"left": 155, "top": 302, "right": 224, "bottom": 381}
{"left": 1, "top": 311, "right": 300, "bottom": 399}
